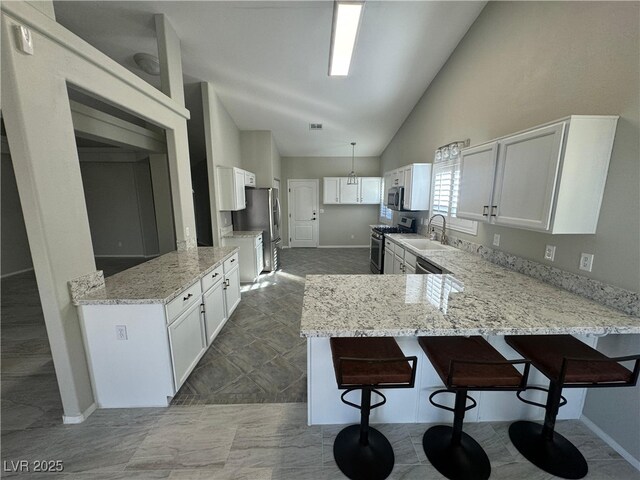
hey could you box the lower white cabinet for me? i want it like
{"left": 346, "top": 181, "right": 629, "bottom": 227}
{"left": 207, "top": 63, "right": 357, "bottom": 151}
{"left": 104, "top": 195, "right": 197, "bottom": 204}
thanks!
{"left": 222, "top": 236, "right": 263, "bottom": 283}
{"left": 203, "top": 279, "right": 227, "bottom": 346}
{"left": 223, "top": 265, "right": 241, "bottom": 316}
{"left": 393, "top": 253, "right": 404, "bottom": 274}
{"left": 168, "top": 301, "right": 206, "bottom": 389}
{"left": 384, "top": 247, "right": 394, "bottom": 274}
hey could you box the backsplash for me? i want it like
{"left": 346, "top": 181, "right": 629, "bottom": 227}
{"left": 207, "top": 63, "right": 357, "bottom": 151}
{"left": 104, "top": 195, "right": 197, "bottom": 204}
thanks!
{"left": 447, "top": 234, "right": 640, "bottom": 317}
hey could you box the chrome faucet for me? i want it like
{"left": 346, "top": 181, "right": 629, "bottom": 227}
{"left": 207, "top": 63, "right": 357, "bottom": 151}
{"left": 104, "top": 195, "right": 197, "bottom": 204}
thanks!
{"left": 427, "top": 214, "right": 447, "bottom": 245}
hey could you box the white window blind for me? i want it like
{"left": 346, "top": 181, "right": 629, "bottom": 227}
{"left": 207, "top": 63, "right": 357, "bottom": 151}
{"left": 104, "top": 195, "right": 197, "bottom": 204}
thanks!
{"left": 430, "top": 159, "right": 477, "bottom": 235}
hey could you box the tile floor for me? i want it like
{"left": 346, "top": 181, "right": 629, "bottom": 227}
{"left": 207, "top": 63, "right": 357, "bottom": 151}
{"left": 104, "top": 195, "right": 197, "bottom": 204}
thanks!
{"left": 2, "top": 248, "right": 638, "bottom": 479}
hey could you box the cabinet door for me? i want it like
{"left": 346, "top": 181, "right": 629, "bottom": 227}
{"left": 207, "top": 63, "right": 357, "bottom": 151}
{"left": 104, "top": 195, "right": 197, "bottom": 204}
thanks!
{"left": 168, "top": 302, "right": 205, "bottom": 390}
{"left": 383, "top": 247, "right": 394, "bottom": 274}
{"left": 383, "top": 173, "right": 393, "bottom": 205}
{"left": 493, "top": 123, "right": 565, "bottom": 231}
{"left": 203, "top": 281, "right": 227, "bottom": 345}
{"left": 224, "top": 267, "right": 241, "bottom": 317}
{"left": 360, "top": 178, "right": 381, "bottom": 204}
{"left": 255, "top": 242, "right": 264, "bottom": 274}
{"left": 405, "top": 264, "right": 415, "bottom": 274}
{"left": 457, "top": 142, "right": 499, "bottom": 222}
{"left": 339, "top": 178, "right": 360, "bottom": 204}
{"left": 393, "top": 254, "right": 404, "bottom": 274}
{"left": 402, "top": 167, "right": 413, "bottom": 209}
{"left": 234, "top": 170, "right": 246, "bottom": 210}
{"left": 323, "top": 178, "right": 340, "bottom": 204}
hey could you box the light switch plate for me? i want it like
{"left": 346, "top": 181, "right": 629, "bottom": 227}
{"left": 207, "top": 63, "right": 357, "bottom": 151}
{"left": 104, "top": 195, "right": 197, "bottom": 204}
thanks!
{"left": 579, "top": 253, "right": 594, "bottom": 272}
{"left": 493, "top": 234, "right": 500, "bottom": 247}
{"left": 544, "top": 245, "right": 556, "bottom": 261}
{"left": 15, "top": 25, "right": 34, "bottom": 55}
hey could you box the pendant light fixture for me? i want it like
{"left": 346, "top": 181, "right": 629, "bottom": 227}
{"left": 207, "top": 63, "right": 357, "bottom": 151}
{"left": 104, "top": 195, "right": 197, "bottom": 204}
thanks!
{"left": 347, "top": 142, "right": 358, "bottom": 185}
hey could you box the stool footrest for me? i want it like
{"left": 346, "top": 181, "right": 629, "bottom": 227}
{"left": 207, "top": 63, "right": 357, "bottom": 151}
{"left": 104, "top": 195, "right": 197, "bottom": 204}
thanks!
{"left": 516, "top": 386, "right": 567, "bottom": 410}
{"left": 429, "top": 389, "right": 477, "bottom": 413}
{"left": 341, "top": 388, "right": 386, "bottom": 411}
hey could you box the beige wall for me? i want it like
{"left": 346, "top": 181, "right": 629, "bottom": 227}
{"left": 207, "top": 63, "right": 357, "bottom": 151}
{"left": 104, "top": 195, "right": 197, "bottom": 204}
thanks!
{"left": 282, "top": 156, "right": 381, "bottom": 247}
{"left": 1, "top": 151, "right": 33, "bottom": 276}
{"left": 381, "top": 1, "right": 639, "bottom": 460}
{"left": 381, "top": 1, "right": 639, "bottom": 294}
{"left": 240, "top": 131, "right": 273, "bottom": 188}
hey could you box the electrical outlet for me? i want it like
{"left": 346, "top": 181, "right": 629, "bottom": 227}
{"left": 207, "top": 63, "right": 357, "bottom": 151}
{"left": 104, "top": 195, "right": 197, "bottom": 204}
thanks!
{"left": 579, "top": 253, "right": 594, "bottom": 272}
{"left": 185, "top": 226, "right": 190, "bottom": 237}
{"left": 493, "top": 234, "right": 500, "bottom": 247}
{"left": 544, "top": 245, "right": 556, "bottom": 261}
{"left": 15, "top": 25, "right": 34, "bottom": 55}
{"left": 115, "top": 325, "right": 128, "bottom": 341}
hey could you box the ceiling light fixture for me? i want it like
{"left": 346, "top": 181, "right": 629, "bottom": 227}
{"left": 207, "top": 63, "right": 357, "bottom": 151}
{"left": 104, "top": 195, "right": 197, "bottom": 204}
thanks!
{"left": 347, "top": 142, "right": 358, "bottom": 185}
{"left": 329, "top": 1, "right": 364, "bottom": 76}
{"left": 133, "top": 52, "right": 160, "bottom": 76}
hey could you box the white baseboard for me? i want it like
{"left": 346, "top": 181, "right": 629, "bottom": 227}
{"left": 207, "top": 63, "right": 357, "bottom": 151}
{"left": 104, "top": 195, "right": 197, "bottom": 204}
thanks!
{"left": 318, "top": 245, "right": 369, "bottom": 249}
{"left": 580, "top": 414, "right": 640, "bottom": 470}
{"left": 1, "top": 267, "right": 34, "bottom": 279}
{"left": 63, "top": 402, "right": 97, "bottom": 424}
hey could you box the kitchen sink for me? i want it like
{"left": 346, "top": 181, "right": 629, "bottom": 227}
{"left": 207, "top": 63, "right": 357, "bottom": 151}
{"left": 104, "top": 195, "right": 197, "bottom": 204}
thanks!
{"left": 402, "top": 238, "right": 450, "bottom": 250}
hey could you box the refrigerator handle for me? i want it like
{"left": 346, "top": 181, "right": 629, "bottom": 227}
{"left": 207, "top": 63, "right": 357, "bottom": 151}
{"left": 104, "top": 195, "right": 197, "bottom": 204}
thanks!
{"left": 275, "top": 196, "right": 281, "bottom": 231}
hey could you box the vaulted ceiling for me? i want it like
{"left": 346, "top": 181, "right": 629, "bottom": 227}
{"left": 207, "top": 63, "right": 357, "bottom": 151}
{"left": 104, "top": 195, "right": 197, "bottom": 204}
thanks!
{"left": 54, "top": 1, "right": 485, "bottom": 157}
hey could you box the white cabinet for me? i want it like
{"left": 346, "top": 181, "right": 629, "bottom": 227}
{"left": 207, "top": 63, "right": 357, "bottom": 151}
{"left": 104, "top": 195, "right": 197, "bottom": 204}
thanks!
{"left": 217, "top": 167, "right": 256, "bottom": 211}
{"left": 393, "top": 252, "right": 404, "bottom": 274}
{"left": 384, "top": 247, "right": 394, "bottom": 275}
{"left": 168, "top": 301, "right": 206, "bottom": 389}
{"left": 457, "top": 115, "right": 618, "bottom": 234}
{"left": 202, "top": 277, "right": 227, "bottom": 346}
{"left": 222, "top": 236, "right": 263, "bottom": 283}
{"left": 323, "top": 177, "right": 340, "bottom": 204}
{"left": 339, "top": 178, "right": 360, "bottom": 204}
{"left": 383, "top": 164, "right": 432, "bottom": 211}
{"left": 457, "top": 142, "right": 499, "bottom": 222}
{"left": 405, "top": 264, "right": 416, "bottom": 274}
{"left": 223, "top": 265, "right": 241, "bottom": 316}
{"left": 323, "top": 177, "right": 382, "bottom": 205}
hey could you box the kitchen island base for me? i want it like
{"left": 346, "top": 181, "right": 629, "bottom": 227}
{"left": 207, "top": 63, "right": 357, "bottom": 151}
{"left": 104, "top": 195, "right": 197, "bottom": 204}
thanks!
{"left": 306, "top": 335, "right": 596, "bottom": 426}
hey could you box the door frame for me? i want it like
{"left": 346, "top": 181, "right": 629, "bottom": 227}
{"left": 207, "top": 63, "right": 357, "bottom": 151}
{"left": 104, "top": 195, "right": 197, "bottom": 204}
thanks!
{"left": 287, "top": 179, "right": 319, "bottom": 248}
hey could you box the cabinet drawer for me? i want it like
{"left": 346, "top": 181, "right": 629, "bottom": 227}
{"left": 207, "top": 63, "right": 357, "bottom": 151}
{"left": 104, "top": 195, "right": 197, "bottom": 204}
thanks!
{"left": 393, "top": 242, "right": 405, "bottom": 257}
{"left": 404, "top": 252, "right": 417, "bottom": 268}
{"left": 224, "top": 252, "right": 239, "bottom": 273}
{"left": 255, "top": 235, "right": 263, "bottom": 248}
{"left": 385, "top": 238, "right": 394, "bottom": 249}
{"left": 201, "top": 264, "right": 224, "bottom": 293}
{"left": 167, "top": 281, "right": 202, "bottom": 323}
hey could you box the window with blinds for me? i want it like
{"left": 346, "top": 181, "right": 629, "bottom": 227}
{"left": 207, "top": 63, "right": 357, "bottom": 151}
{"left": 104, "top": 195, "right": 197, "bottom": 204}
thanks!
{"left": 379, "top": 178, "right": 393, "bottom": 222}
{"left": 430, "top": 159, "right": 477, "bottom": 235}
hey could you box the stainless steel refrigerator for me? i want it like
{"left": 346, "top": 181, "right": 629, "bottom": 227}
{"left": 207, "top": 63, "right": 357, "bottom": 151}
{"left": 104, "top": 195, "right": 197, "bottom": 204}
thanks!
{"left": 232, "top": 188, "right": 281, "bottom": 271}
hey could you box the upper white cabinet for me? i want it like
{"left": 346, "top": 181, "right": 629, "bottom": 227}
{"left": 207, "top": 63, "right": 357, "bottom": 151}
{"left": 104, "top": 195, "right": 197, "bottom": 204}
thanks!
{"left": 383, "top": 163, "right": 432, "bottom": 211}
{"left": 323, "top": 177, "right": 381, "bottom": 205}
{"left": 217, "top": 167, "right": 256, "bottom": 211}
{"left": 457, "top": 115, "right": 618, "bottom": 234}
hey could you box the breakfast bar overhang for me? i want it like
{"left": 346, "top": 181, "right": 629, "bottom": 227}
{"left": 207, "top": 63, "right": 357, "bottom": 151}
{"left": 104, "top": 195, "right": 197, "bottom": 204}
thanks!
{"left": 300, "top": 249, "right": 640, "bottom": 426}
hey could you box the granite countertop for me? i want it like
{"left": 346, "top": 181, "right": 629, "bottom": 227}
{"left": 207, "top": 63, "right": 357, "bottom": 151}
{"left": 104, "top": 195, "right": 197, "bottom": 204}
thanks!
{"left": 75, "top": 247, "right": 238, "bottom": 306}
{"left": 223, "top": 231, "right": 263, "bottom": 238}
{"left": 300, "top": 244, "right": 640, "bottom": 337}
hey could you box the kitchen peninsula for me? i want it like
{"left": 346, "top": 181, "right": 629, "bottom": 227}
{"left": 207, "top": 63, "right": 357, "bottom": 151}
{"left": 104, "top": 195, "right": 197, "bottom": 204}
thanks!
{"left": 301, "top": 245, "right": 640, "bottom": 425}
{"left": 74, "top": 247, "right": 241, "bottom": 408}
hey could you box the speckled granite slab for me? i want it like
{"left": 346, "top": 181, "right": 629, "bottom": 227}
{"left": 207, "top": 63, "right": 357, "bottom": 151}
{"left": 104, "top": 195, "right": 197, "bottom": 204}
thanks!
{"left": 75, "top": 247, "right": 238, "bottom": 306}
{"left": 68, "top": 271, "right": 105, "bottom": 303}
{"left": 223, "top": 231, "right": 263, "bottom": 238}
{"left": 300, "top": 251, "right": 640, "bottom": 337}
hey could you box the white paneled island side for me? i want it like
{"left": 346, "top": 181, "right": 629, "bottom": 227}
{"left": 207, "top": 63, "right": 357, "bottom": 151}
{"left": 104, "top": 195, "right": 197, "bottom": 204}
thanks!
{"left": 301, "top": 245, "right": 639, "bottom": 426}
{"left": 74, "top": 247, "right": 241, "bottom": 408}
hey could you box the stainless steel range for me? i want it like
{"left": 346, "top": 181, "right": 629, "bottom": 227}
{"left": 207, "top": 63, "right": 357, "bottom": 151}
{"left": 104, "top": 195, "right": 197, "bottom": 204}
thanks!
{"left": 369, "top": 217, "right": 415, "bottom": 274}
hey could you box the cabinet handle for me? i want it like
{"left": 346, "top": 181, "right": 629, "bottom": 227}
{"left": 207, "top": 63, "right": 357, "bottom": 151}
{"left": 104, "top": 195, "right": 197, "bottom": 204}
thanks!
{"left": 482, "top": 205, "right": 489, "bottom": 217}
{"left": 491, "top": 206, "right": 498, "bottom": 217}
{"left": 183, "top": 293, "right": 193, "bottom": 301}
{"left": 336, "top": 197, "right": 338, "bottom": 202}
{"left": 230, "top": 258, "right": 235, "bottom": 263}
{"left": 225, "top": 279, "right": 230, "bottom": 287}
{"left": 200, "top": 303, "right": 205, "bottom": 314}
{"left": 212, "top": 272, "right": 219, "bottom": 278}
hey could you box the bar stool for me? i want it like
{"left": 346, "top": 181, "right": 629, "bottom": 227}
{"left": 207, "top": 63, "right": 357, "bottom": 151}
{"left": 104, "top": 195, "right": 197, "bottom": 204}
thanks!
{"left": 505, "top": 335, "right": 640, "bottom": 479}
{"left": 330, "top": 337, "right": 417, "bottom": 480}
{"left": 419, "top": 336, "right": 530, "bottom": 480}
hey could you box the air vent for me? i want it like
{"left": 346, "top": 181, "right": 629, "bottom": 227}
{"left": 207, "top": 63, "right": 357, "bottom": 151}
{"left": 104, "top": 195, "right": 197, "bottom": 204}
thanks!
{"left": 309, "top": 123, "right": 323, "bottom": 131}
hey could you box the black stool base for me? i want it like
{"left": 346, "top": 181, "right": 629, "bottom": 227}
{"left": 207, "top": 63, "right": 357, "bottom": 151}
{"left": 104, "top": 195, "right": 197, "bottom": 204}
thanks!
{"left": 333, "top": 424, "right": 394, "bottom": 480}
{"left": 423, "top": 425, "right": 490, "bottom": 480}
{"left": 509, "top": 421, "right": 588, "bottom": 479}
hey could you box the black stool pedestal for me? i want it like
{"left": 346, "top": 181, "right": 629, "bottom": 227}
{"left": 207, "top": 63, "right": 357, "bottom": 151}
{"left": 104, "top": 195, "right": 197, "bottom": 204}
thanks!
{"left": 423, "top": 426, "right": 491, "bottom": 480}
{"left": 509, "top": 421, "right": 588, "bottom": 480}
{"left": 333, "top": 424, "right": 394, "bottom": 480}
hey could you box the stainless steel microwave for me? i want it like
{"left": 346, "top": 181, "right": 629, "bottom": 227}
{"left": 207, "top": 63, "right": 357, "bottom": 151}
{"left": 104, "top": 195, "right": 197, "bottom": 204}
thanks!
{"left": 387, "top": 186, "right": 405, "bottom": 211}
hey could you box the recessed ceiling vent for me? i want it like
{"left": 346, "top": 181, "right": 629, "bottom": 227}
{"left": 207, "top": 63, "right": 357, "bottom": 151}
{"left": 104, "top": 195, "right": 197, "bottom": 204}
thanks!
{"left": 309, "top": 123, "right": 323, "bottom": 131}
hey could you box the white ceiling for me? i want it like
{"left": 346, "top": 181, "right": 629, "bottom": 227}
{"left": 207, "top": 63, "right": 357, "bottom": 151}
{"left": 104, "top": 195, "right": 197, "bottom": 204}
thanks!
{"left": 53, "top": 1, "right": 485, "bottom": 157}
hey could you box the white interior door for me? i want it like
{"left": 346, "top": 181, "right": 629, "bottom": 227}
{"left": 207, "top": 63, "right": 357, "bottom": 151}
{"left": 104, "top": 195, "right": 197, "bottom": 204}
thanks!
{"left": 288, "top": 179, "right": 319, "bottom": 247}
